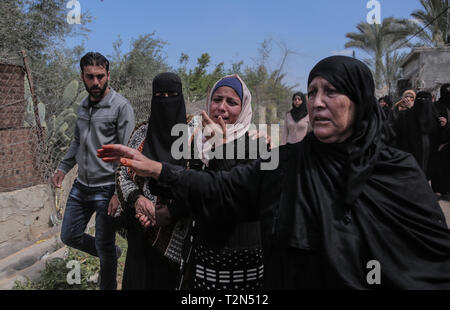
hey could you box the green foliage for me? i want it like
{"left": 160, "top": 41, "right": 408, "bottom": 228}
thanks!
{"left": 47, "top": 80, "right": 85, "bottom": 166}
{"left": 24, "top": 79, "right": 86, "bottom": 167}
{"left": 109, "top": 33, "right": 170, "bottom": 123}
{"left": 177, "top": 39, "right": 295, "bottom": 127}
{"left": 0, "top": 0, "right": 90, "bottom": 58}
{"left": 177, "top": 53, "right": 226, "bottom": 103}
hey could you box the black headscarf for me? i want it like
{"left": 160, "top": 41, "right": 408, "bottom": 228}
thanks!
{"left": 277, "top": 56, "right": 450, "bottom": 288}
{"left": 378, "top": 95, "right": 392, "bottom": 120}
{"left": 306, "top": 55, "right": 384, "bottom": 205}
{"left": 143, "top": 72, "right": 187, "bottom": 166}
{"left": 411, "top": 91, "right": 440, "bottom": 134}
{"left": 438, "top": 83, "right": 450, "bottom": 107}
{"left": 289, "top": 92, "right": 308, "bottom": 122}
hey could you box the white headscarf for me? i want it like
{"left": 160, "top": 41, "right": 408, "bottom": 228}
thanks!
{"left": 195, "top": 74, "right": 253, "bottom": 165}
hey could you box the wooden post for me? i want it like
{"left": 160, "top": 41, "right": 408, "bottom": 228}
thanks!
{"left": 21, "top": 50, "right": 50, "bottom": 179}
{"left": 21, "top": 50, "right": 44, "bottom": 135}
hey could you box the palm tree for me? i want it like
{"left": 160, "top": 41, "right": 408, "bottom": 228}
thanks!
{"left": 383, "top": 51, "right": 407, "bottom": 97}
{"left": 345, "top": 17, "right": 413, "bottom": 89}
{"left": 411, "top": 0, "right": 449, "bottom": 46}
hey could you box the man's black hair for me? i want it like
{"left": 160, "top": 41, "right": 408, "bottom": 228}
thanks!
{"left": 80, "top": 52, "right": 110, "bottom": 72}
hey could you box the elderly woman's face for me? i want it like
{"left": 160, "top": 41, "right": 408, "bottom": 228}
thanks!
{"left": 209, "top": 86, "right": 242, "bottom": 124}
{"left": 307, "top": 76, "right": 355, "bottom": 144}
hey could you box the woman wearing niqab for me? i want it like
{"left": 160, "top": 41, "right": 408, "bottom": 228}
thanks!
{"left": 100, "top": 57, "right": 450, "bottom": 289}
{"left": 431, "top": 84, "right": 450, "bottom": 195}
{"left": 115, "top": 72, "right": 189, "bottom": 289}
{"left": 392, "top": 91, "right": 441, "bottom": 179}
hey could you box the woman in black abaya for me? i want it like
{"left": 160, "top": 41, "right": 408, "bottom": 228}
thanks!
{"left": 100, "top": 56, "right": 450, "bottom": 289}
{"left": 431, "top": 84, "right": 450, "bottom": 195}
{"left": 115, "top": 72, "right": 190, "bottom": 289}
{"left": 378, "top": 95, "right": 392, "bottom": 121}
{"left": 392, "top": 91, "right": 441, "bottom": 179}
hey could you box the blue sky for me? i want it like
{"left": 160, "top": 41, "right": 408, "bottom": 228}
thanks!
{"left": 66, "top": 0, "right": 423, "bottom": 91}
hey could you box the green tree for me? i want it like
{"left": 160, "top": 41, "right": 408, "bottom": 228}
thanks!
{"left": 0, "top": 0, "right": 90, "bottom": 58}
{"left": 411, "top": 0, "right": 449, "bottom": 46}
{"left": 382, "top": 51, "right": 408, "bottom": 97}
{"left": 177, "top": 53, "right": 225, "bottom": 103}
{"left": 345, "top": 17, "right": 412, "bottom": 89}
{"left": 242, "top": 40, "right": 296, "bottom": 124}
{"left": 108, "top": 33, "right": 170, "bottom": 123}
{"left": 0, "top": 0, "right": 91, "bottom": 136}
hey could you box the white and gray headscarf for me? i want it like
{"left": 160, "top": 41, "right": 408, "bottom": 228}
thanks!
{"left": 195, "top": 74, "right": 253, "bottom": 165}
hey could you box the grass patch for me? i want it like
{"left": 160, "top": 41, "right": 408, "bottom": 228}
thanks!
{"left": 13, "top": 230, "right": 128, "bottom": 290}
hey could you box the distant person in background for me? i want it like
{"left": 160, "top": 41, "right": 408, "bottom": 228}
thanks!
{"left": 384, "top": 90, "right": 417, "bottom": 145}
{"left": 431, "top": 84, "right": 450, "bottom": 197}
{"left": 395, "top": 90, "right": 416, "bottom": 111}
{"left": 378, "top": 95, "right": 392, "bottom": 121}
{"left": 392, "top": 91, "right": 442, "bottom": 180}
{"left": 281, "top": 92, "right": 310, "bottom": 145}
{"left": 390, "top": 90, "right": 416, "bottom": 121}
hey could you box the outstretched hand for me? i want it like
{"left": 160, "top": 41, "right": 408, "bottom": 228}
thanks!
{"left": 97, "top": 144, "right": 162, "bottom": 179}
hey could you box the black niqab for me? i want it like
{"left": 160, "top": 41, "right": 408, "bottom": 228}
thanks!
{"left": 143, "top": 72, "right": 187, "bottom": 165}
{"left": 410, "top": 91, "right": 440, "bottom": 134}
{"left": 438, "top": 83, "right": 450, "bottom": 107}
{"left": 289, "top": 92, "right": 308, "bottom": 122}
{"left": 392, "top": 91, "right": 440, "bottom": 177}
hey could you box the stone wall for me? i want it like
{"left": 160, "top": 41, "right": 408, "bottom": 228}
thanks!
{"left": 0, "top": 166, "right": 77, "bottom": 260}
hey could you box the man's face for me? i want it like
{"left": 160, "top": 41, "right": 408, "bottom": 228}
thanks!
{"left": 81, "top": 65, "right": 110, "bottom": 102}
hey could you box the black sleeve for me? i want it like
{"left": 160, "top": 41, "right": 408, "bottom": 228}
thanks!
{"left": 438, "top": 123, "right": 450, "bottom": 144}
{"left": 158, "top": 159, "right": 263, "bottom": 222}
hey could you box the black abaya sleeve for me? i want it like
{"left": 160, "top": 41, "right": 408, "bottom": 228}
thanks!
{"left": 158, "top": 159, "right": 264, "bottom": 223}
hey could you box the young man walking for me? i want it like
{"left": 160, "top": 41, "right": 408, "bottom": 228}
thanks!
{"left": 51, "top": 52, "right": 135, "bottom": 290}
